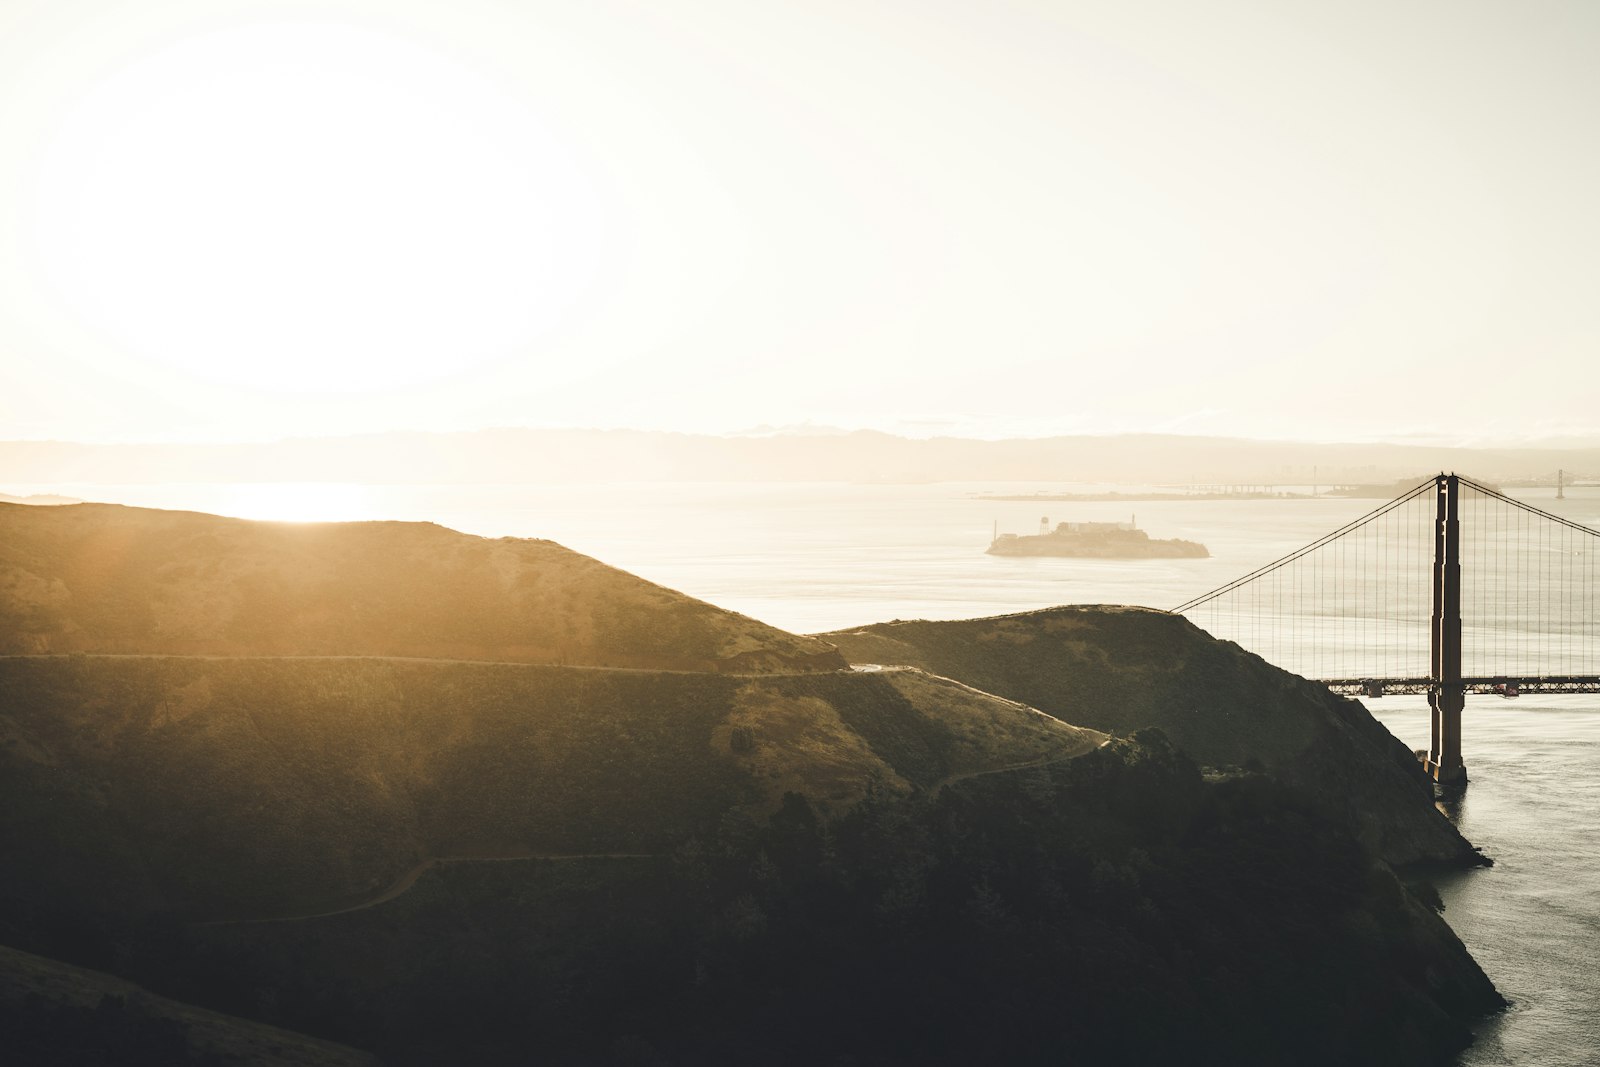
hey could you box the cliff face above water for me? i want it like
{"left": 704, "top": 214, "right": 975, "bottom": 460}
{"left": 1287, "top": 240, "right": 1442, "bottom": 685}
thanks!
{"left": 0, "top": 502, "right": 843, "bottom": 673}
{"left": 821, "top": 606, "right": 1481, "bottom": 870}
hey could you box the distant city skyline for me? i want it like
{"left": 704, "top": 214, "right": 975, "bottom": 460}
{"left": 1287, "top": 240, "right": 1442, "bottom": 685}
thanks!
{"left": 2, "top": 0, "right": 1597, "bottom": 447}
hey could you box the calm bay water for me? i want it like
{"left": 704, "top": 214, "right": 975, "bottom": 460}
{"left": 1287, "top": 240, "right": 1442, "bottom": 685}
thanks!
{"left": 8, "top": 478, "right": 1600, "bottom": 1062}
{"left": 1374, "top": 698, "right": 1600, "bottom": 1066}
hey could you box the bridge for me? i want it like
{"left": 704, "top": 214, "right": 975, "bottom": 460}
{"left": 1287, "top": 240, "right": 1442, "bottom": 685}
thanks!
{"left": 1173, "top": 473, "right": 1600, "bottom": 788}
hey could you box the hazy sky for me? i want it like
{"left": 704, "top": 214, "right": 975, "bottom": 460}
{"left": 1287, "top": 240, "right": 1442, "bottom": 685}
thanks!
{"left": 1, "top": 0, "right": 1596, "bottom": 445}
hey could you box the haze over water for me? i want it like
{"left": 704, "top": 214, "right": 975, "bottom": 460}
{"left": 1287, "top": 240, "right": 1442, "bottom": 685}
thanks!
{"left": 26, "top": 479, "right": 1593, "bottom": 631}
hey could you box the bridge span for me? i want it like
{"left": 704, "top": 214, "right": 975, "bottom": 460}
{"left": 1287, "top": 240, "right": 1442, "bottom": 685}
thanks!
{"left": 1175, "top": 474, "right": 1600, "bottom": 788}
{"left": 1318, "top": 677, "right": 1600, "bottom": 697}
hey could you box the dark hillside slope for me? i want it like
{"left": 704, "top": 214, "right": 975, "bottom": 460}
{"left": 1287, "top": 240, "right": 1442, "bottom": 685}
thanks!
{"left": 0, "top": 502, "right": 843, "bottom": 672}
{"left": 0, "top": 942, "right": 375, "bottom": 1066}
{"left": 0, "top": 657, "right": 1098, "bottom": 923}
{"left": 821, "top": 606, "right": 1479, "bottom": 869}
{"left": 0, "top": 502, "right": 1502, "bottom": 1064}
{"left": 133, "top": 734, "right": 1500, "bottom": 1066}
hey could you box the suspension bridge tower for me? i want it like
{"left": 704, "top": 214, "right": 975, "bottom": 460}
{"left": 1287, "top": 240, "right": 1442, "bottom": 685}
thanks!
{"left": 1176, "top": 468, "right": 1600, "bottom": 791}
{"left": 1426, "top": 474, "right": 1466, "bottom": 788}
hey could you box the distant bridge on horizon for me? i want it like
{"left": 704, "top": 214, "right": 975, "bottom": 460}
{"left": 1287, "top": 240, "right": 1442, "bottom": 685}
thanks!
{"left": 1174, "top": 473, "right": 1600, "bottom": 787}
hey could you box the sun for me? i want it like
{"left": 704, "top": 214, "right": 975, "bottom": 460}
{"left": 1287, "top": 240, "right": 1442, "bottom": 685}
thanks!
{"left": 216, "top": 482, "right": 379, "bottom": 524}
{"left": 30, "top": 20, "right": 608, "bottom": 393}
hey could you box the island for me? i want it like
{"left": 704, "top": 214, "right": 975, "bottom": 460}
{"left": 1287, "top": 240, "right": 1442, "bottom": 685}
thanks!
{"left": 988, "top": 518, "right": 1210, "bottom": 557}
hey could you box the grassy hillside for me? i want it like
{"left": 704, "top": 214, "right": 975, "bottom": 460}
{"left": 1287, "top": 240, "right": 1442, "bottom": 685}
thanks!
{"left": 0, "top": 504, "right": 1504, "bottom": 1064}
{"left": 0, "top": 942, "right": 375, "bottom": 1066}
{"left": 820, "top": 606, "right": 1481, "bottom": 869}
{"left": 0, "top": 502, "right": 843, "bottom": 672}
{"left": 0, "top": 656, "right": 1099, "bottom": 923}
{"left": 125, "top": 734, "right": 1500, "bottom": 1066}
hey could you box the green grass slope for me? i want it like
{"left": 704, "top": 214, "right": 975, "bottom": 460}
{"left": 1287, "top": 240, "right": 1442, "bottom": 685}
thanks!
{"left": 0, "top": 502, "right": 842, "bottom": 672}
{"left": 820, "top": 605, "right": 1480, "bottom": 869}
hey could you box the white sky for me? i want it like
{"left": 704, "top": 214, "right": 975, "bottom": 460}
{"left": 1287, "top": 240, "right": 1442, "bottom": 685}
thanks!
{"left": 0, "top": 0, "right": 1596, "bottom": 445}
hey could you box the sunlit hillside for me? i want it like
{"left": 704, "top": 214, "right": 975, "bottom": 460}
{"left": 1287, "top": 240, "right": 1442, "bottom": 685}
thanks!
{"left": 0, "top": 502, "right": 843, "bottom": 671}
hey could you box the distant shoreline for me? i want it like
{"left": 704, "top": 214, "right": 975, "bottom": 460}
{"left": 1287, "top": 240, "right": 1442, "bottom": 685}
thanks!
{"left": 977, "top": 491, "right": 1309, "bottom": 502}
{"left": 0, "top": 493, "right": 81, "bottom": 506}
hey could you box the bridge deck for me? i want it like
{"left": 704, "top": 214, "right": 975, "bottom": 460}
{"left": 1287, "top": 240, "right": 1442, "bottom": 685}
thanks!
{"left": 1317, "top": 676, "right": 1600, "bottom": 697}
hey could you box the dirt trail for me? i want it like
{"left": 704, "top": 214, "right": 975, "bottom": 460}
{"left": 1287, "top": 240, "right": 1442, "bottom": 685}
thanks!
{"left": 931, "top": 747, "right": 1108, "bottom": 792}
{"left": 200, "top": 852, "right": 658, "bottom": 927}
{"left": 0, "top": 652, "right": 857, "bottom": 679}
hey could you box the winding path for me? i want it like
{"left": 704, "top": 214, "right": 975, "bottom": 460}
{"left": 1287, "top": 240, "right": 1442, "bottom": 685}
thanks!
{"left": 200, "top": 852, "right": 658, "bottom": 927}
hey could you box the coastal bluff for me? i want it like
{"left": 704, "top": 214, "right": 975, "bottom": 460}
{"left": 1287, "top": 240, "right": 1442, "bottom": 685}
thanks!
{"left": 821, "top": 605, "right": 1482, "bottom": 870}
{"left": 0, "top": 506, "right": 1502, "bottom": 1064}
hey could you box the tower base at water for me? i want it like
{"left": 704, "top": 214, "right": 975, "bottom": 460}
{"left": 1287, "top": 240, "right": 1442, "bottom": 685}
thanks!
{"left": 1424, "top": 757, "right": 1468, "bottom": 791}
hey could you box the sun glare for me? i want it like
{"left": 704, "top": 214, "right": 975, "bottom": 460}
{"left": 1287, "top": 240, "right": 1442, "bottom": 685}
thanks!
{"left": 30, "top": 21, "right": 608, "bottom": 393}
{"left": 216, "top": 482, "right": 378, "bottom": 523}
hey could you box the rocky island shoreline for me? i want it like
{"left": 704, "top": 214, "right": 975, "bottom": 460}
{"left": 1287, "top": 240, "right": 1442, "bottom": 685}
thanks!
{"left": 988, "top": 519, "right": 1210, "bottom": 558}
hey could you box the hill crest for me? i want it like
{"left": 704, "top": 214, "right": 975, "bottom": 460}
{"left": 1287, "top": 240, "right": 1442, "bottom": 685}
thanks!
{"left": 820, "top": 604, "right": 1481, "bottom": 869}
{"left": 0, "top": 502, "right": 843, "bottom": 673}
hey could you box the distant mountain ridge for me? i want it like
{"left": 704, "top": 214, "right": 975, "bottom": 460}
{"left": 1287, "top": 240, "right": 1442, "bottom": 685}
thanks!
{"left": 2, "top": 428, "right": 1597, "bottom": 484}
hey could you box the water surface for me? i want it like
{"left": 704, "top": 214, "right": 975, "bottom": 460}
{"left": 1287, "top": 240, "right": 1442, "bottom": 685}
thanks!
{"left": 1375, "top": 699, "right": 1600, "bottom": 1066}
